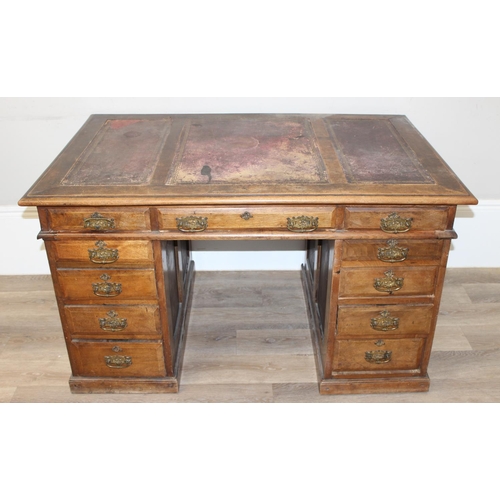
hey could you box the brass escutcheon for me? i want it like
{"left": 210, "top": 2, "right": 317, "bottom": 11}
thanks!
{"left": 176, "top": 216, "right": 208, "bottom": 232}
{"left": 380, "top": 213, "right": 413, "bottom": 233}
{"left": 92, "top": 273, "right": 122, "bottom": 297}
{"left": 240, "top": 211, "right": 253, "bottom": 220}
{"left": 84, "top": 212, "right": 115, "bottom": 231}
{"left": 99, "top": 310, "right": 128, "bottom": 332}
{"left": 377, "top": 239, "right": 409, "bottom": 263}
{"left": 373, "top": 270, "right": 404, "bottom": 294}
{"left": 365, "top": 350, "right": 392, "bottom": 364}
{"left": 287, "top": 216, "right": 319, "bottom": 232}
{"left": 88, "top": 240, "right": 119, "bottom": 264}
{"left": 104, "top": 354, "right": 132, "bottom": 368}
{"left": 370, "top": 310, "right": 400, "bottom": 331}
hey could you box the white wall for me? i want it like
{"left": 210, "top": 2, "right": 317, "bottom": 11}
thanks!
{"left": 2, "top": 98, "right": 499, "bottom": 273}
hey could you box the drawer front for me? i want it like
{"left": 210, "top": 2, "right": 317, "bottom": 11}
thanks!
{"left": 158, "top": 206, "right": 336, "bottom": 232}
{"left": 56, "top": 269, "right": 158, "bottom": 302}
{"left": 339, "top": 266, "right": 438, "bottom": 298}
{"left": 64, "top": 305, "right": 161, "bottom": 339}
{"left": 344, "top": 206, "right": 450, "bottom": 232}
{"left": 333, "top": 338, "right": 426, "bottom": 372}
{"left": 69, "top": 341, "right": 166, "bottom": 377}
{"left": 52, "top": 240, "right": 154, "bottom": 268}
{"left": 337, "top": 304, "right": 435, "bottom": 337}
{"left": 47, "top": 207, "right": 151, "bottom": 232}
{"left": 341, "top": 239, "right": 444, "bottom": 265}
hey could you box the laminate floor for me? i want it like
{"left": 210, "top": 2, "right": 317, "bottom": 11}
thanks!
{"left": 1, "top": 269, "right": 499, "bottom": 403}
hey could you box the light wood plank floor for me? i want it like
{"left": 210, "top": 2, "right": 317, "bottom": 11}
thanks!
{"left": 1, "top": 269, "right": 499, "bottom": 403}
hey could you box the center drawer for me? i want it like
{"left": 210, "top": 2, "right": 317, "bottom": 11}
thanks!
{"left": 158, "top": 206, "right": 336, "bottom": 232}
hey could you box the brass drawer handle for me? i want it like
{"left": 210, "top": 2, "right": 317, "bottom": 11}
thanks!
{"left": 380, "top": 213, "right": 413, "bottom": 233}
{"left": 377, "top": 239, "right": 408, "bottom": 263}
{"left": 371, "top": 310, "right": 399, "bottom": 331}
{"left": 176, "top": 216, "right": 208, "bottom": 232}
{"left": 88, "top": 240, "right": 119, "bottom": 264}
{"left": 373, "top": 270, "right": 404, "bottom": 294}
{"left": 104, "top": 354, "right": 132, "bottom": 369}
{"left": 99, "top": 310, "right": 128, "bottom": 332}
{"left": 287, "top": 216, "right": 319, "bottom": 232}
{"left": 365, "top": 350, "right": 392, "bottom": 364}
{"left": 92, "top": 273, "right": 122, "bottom": 297}
{"left": 84, "top": 212, "right": 116, "bottom": 231}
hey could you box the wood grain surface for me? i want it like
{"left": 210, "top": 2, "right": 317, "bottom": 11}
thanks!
{"left": 18, "top": 114, "right": 478, "bottom": 206}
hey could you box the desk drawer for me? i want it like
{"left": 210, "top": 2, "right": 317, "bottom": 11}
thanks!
{"left": 47, "top": 207, "right": 151, "bottom": 232}
{"left": 344, "top": 206, "right": 450, "bottom": 232}
{"left": 341, "top": 239, "right": 444, "bottom": 266}
{"left": 52, "top": 240, "right": 154, "bottom": 268}
{"left": 339, "top": 266, "right": 438, "bottom": 298}
{"left": 336, "top": 304, "right": 435, "bottom": 337}
{"left": 158, "top": 206, "right": 336, "bottom": 232}
{"left": 56, "top": 269, "right": 158, "bottom": 302}
{"left": 69, "top": 341, "right": 166, "bottom": 377}
{"left": 64, "top": 305, "right": 161, "bottom": 340}
{"left": 333, "top": 338, "right": 426, "bottom": 372}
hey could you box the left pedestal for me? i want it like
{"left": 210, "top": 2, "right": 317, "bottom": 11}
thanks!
{"left": 38, "top": 207, "right": 193, "bottom": 394}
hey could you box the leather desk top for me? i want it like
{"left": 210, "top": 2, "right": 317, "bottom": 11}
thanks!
{"left": 19, "top": 114, "right": 477, "bottom": 207}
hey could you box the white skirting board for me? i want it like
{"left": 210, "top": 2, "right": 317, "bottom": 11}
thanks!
{"left": 2, "top": 202, "right": 499, "bottom": 275}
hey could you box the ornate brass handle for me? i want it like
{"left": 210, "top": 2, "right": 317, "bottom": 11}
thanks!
{"left": 104, "top": 354, "right": 132, "bottom": 368}
{"left": 84, "top": 212, "right": 115, "bottom": 231}
{"left": 370, "top": 310, "right": 399, "bottom": 331}
{"left": 287, "top": 216, "right": 319, "bottom": 232}
{"left": 373, "top": 270, "right": 404, "bottom": 294}
{"left": 377, "top": 239, "right": 408, "bottom": 263}
{"left": 99, "top": 310, "right": 128, "bottom": 332}
{"left": 92, "top": 274, "right": 122, "bottom": 297}
{"left": 380, "top": 213, "right": 413, "bottom": 233}
{"left": 88, "top": 241, "right": 119, "bottom": 264}
{"left": 365, "top": 350, "right": 392, "bottom": 364}
{"left": 176, "top": 216, "right": 208, "bottom": 232}
{"left": 240, "top": 211, "right": 253, "bottom": 220}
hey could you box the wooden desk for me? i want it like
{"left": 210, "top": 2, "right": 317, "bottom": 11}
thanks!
{"left": 19, "top": 114, "right": 477, "bottom": 395}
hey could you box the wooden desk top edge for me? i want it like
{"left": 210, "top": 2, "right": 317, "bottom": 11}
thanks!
{"left": 19, "top": 113, "right": 478, "bottom": 207}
